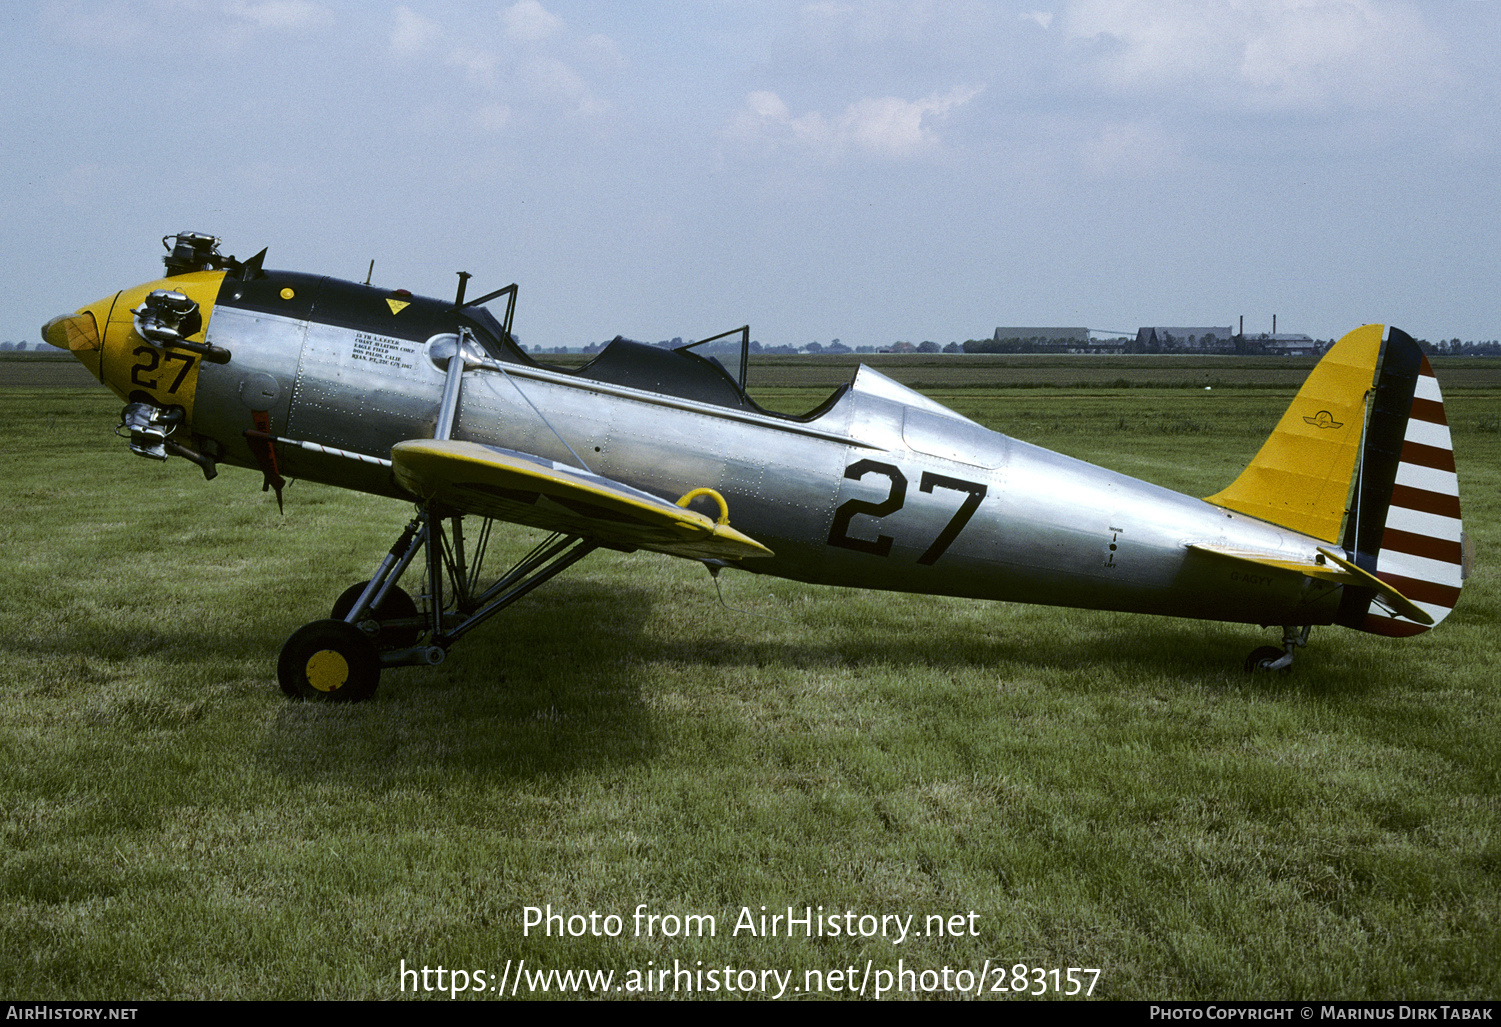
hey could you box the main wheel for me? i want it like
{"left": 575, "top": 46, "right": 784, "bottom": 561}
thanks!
{"left": 330, "top": 581, "right": 421, "bottom": 649}
{"left": 278, "top": 619, "right": 381, "bottom": 701}
{"left": 1244, "top": 645, "right": 1289, "bottom": 674}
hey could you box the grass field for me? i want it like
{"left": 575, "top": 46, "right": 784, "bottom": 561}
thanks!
{"left": 1, "top": 381, "right": 1497, "bottom": 1001}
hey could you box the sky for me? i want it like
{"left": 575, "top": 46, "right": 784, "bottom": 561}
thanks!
{"left": 3, "top": 0, "right": 1498, "bottom": 350}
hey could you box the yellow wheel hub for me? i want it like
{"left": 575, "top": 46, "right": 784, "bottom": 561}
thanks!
{"left": 306, "top": 649, "right": 350, "bottom": 692}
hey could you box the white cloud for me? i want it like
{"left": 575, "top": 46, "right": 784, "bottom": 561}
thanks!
{"left": 390, "top": 5, "right": 441, "bottom": 58}
{"left": 797, "top": 0, "right": 993, "bottom": 46}
{"left": 728, "top": 91, "right": 830, "bottom": 151}
{"left": 41, "top": 0, "right": 333, "bottom": 48}
{"left": 528, "top": 57, "right": 587, "bottom": 101}
{"left": 222, "top": 0, "right": 333, "bottom": 33}
{"left": 503, "top": 0, "right": 564, "bottom": 43}
{"left": 843, "top": 89, "right": 981, "bottom": 157}
{"left": 519, "top": 55, "right": 610, "bottom": 116}
{"left": 1021, "top": 11, "right": 1055, "bottom": 30}
{"left": 447, "top": 45, "right": 501, "bottom": 90}
{"left": 728, "top": 86, "right": 981, "bottom": 160}
{"left": 1065, "top": 0, "right": 1442, "bottom": 113}
{"left": 416, "top": 4, "right": 615, "bottom": 128}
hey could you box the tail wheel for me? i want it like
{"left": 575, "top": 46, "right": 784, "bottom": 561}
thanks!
{"left": 278, "top": 619, "right": 381, "bottom": 701}
{"left": 330, "top": 581, "right": 421, "bottom": 649}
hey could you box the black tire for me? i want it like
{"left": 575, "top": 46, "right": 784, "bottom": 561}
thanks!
{"left": 330, "top": 581, "right": 421, "bottom": 649}
{"left": 278, "top": 619, "right": 381, "bottom": 701}
{"left": 1244, "top": 645, "right": 1289, "bottom": 674}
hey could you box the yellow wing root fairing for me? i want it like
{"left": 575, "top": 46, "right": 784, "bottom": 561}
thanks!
{"left": 390, "top": 440, "right": 772, "bottom": 562}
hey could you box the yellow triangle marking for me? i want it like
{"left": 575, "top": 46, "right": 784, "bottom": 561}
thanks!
{"left": 386, "top": 299, "right": 410, "bottom": 315}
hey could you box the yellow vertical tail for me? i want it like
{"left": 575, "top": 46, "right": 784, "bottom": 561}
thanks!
{"left": 1205, "top": 325, "right": 1381, "bottom": 543}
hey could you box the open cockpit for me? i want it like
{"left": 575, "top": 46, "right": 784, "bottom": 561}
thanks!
{"left": 457, "top": 303, "right": 849, "bottom": 424}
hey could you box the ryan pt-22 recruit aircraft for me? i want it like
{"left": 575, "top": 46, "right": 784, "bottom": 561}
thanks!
{"left": 43, "top": 233, "right": 1469, "bottom": 699}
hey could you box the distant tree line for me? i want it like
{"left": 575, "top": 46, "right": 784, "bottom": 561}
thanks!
{"left": 1424, "top": 338, "right": 1501, "bottom": 356}
{"left": 515, "top": 334, "right": 1501, "bottom": 357}
{"left": 963, "top": 336, "right": 1085, "bottom": 354}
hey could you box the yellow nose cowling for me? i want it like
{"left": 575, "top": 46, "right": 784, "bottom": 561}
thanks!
{"left": 42, "top": 292, "right": 118, "bottom": 382}
{"left": 45, "top": 270, "right": 226, "bottom": 417}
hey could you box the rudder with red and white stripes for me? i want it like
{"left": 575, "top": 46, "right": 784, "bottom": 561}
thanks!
{"left": 1337, "top": 328, "right": 1469, "bottom": 636}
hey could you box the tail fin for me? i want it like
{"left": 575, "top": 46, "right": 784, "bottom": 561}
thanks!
{"left": 1206, "top": 326, "right": 1467, "bottom": 636}
{"left": 1206, "top": 325, "right": 1379, "bottom": 542}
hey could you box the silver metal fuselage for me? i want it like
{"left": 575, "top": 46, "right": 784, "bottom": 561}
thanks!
{"left": 192, "top": 282, "right": 1342, "bottom": 629}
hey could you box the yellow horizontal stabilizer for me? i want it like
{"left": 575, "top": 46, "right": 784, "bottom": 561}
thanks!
{"left": 1186, "top": 541, "right": 1432, "bottom": 625}
{"left": 1315, "top": 546, "right": 1433, "bottom": 626}
{"left": 390, "top": 440, "right": 772, "bottom": 562}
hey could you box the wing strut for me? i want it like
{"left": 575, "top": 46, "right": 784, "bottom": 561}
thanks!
{"left": 431, "top": 326, "right": 594, "bottom": 472}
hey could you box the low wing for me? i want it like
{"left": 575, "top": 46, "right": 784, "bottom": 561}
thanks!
{"left": 390, "top": 439, "right": 772, "bottom": 562}
{"left": 1186, "top": 542, "right": 1433, "bottom": 626}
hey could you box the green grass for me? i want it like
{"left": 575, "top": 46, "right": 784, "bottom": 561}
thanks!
{"left": 1, "top": 387, "right": 1497, "bottom": 1000}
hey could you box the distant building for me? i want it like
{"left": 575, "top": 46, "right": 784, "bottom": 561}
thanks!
{"left": 1134, "top": 327, "right": 1234, "bottom": 353}
{"left": 1258, "top": 333, "right": 1319, "bottom": 357}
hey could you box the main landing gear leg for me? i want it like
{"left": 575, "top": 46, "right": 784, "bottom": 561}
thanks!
{"left": 277, "top": 504, "right": 598, "bottom": 701}
{"left": 1244, "top": 625, "right": 1312, "bottom": 674}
